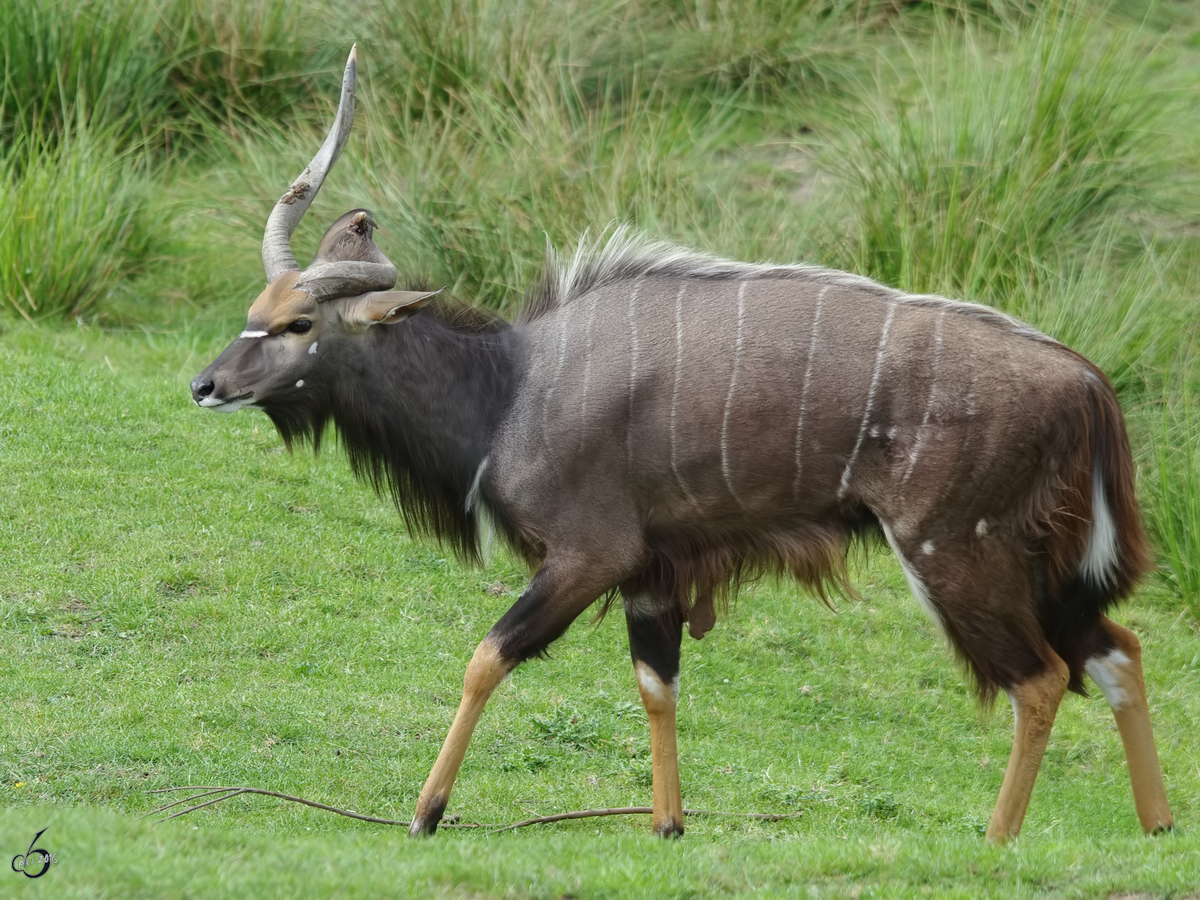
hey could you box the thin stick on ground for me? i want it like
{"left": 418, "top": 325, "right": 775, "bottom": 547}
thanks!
{"left": 145, "top": 786, "right": 803, "bottom": 832}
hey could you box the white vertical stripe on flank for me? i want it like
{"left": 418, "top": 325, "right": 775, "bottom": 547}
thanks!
{"left": 578, "top": 291, "right": 600, "bottom": 440}
{"left": 721, "top": 282, "right": 748, "bottom": 505}
{"left": 900, "top": 311, "right": 945, "bottom": 491}
{"left": 838, "top": 302, "right": 897, "bottom": 499}
{"left": 542, "top": 314, "right": 571, "bottom": 435}
{"left": 793, "top": 285, "right": 830, "bottom": 496}
{"left": 670, "top": 284, "right": 700, "bottom": 507}
{"left": 626, "top": 278, "right": 644, "bottom": 468}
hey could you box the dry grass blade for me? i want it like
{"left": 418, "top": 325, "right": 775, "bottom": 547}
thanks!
{"left": 145, "top": 785, "right": 419, "bottom": 827}
{"left": 146, "top": 787, "right": 803, "bottom": 832}
{"left": 139, "top": 787, "right": 244, "bottom": 818}
{"left": 488, "top": 806, "right": 805, "bottom": 834}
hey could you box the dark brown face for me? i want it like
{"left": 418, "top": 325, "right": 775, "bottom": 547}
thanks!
{"left": 191, "top": 272, "right": 324, "bottom": 412}
{"left": 190, "top": 273, "right": 436, "bottom": 412}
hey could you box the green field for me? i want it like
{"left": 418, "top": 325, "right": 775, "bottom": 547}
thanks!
{"left": 3, "top": 0, "right": 1200, "bottom": 896}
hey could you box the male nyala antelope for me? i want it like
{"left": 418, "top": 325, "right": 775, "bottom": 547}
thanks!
{"left": 192, "top": 48, "right": 1174, "bottom": 842}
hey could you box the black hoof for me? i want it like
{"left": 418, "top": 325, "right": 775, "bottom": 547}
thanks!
{"left": 408, "top": 797, "right": 447, "bottom": 837}
{"left": 407, "top": 819, "right": 438, "bottom": 837}
{"left": 653, "top": 820, "right": 685, "bottom": 839}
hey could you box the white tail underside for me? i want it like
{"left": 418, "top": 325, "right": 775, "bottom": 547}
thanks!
{"left": 1081, "top": 464, "right": 1118, "bottom": 590}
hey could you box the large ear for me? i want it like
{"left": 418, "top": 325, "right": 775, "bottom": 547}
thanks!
{"left": 339, "top": 290, "right": 440, "bottom": 327}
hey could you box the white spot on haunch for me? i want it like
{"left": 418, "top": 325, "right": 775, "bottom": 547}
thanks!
{"left": 839, "top": 302, "right": 897, "bottom": 499}
{"left": 921, "top": 541, "right": 934, "bottom": 555}
{"left": 1084, "top": 648, "right": 1131, "bottom": 710}
{"left": 308, "top": 341, "right": 318, "bottom": 355}
{"left": 881, "top": 521, "right": 943, "bottom": 632}
{"left": 721, "top": 282, "right": 748, "bottom": 505}
{"left": 793, "top": 286, "right": 829, "bottom": 495}
{"left": 295, "top": 380, "right": 304, "bottom": 388}
{"left": 976, "top": 518, "right": 988, "bottom": 537}
{"left": 1081, "top": 467, "right": 1118, "bottom": 589}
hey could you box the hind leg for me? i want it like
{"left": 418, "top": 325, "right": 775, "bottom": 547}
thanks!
{"left": 985, "top": 651, "right": 1070, "bottom": 843}
{"left": 1087, "top": 618, "right": 1174, "bottom": 833}
{"left": 882, "top": 525, "right": 1068, "bottom": 843}
{"left": 623, "top": 590, "right": 685, "bottom": 837}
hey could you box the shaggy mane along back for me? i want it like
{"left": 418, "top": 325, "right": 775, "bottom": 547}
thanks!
{"left": 521, "top": 226, "right": 1057, "bottom": 346}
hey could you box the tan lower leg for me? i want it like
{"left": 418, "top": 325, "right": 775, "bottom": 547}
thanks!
{"left": 1092, "top": 619, "right": 1174, "bottom": 834}
{"left": 634, "top": 661, "right": 684, "bottom": 837}
{"left": 409, "top": 638, "right": 513, "bottom": 835}
{"left": 986, "top": 652, "right": 1069, "bottom": 844}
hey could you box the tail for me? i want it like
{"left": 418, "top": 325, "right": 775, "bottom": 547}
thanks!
{"left": 1039, "top": 365, "right": 1151, "bottom": 694}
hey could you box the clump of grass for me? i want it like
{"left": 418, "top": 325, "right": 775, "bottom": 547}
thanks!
{"left": 157, "top": 0, "right": 349, "bottom": 134}
{"left": 576, "top": 0, "right": 882, "bottom": 104}
{"left": 0, "top": 123, "right": 160, "bottom": 321}
{"left": 830, "top": 3, "right": 1167, "bottom": 304}
{"left": 1150, "top": 378, "right": 1200, "bottom": 619}
{"left": 1006, "top": 234, "right": 1184, "bottom": 401}
{"left": 0, "top": 0, "right": 170, "bottom": 145}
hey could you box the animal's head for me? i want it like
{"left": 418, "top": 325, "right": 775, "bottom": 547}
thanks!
{"left": 190, "top": 46, "right": 436, "bottom": 414}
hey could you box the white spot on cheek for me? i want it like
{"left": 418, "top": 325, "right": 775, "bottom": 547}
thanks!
{"left": 1085, "top": 648, "right": 1132, "bottom": 710}
{"left": 295, "top": 380, "right": 304, "bottom": 388}
{"left": 308, "top": 341, "right": 318, "bottom": 355}
{"left": 921, "top": 541, "right": 934, "bottom": 555}
{"left": 976, "top": 518, "right": 988, "bottom": 537}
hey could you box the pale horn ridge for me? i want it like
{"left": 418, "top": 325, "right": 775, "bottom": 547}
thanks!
{"left": 262, "top": 45, "right": 359, "bottom": 283}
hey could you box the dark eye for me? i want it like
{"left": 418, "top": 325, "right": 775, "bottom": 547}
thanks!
{"left": 286, "top": 319, "right": 312, "bottom": 335}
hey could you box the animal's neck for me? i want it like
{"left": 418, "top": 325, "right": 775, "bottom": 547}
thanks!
{"left": 330, "top": 312, "right": 521, "bottom": 558}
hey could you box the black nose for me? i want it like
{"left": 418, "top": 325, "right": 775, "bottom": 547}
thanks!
{"left": 191, "top": 375, "right": 215, "bottom": 403}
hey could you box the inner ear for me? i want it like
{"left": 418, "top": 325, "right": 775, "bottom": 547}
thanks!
{"left": 340, "top": 290, "right": 440, "bottom": 327}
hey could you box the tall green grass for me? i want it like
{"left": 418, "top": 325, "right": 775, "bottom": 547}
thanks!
{"left": 1151, "top": 378, "right": 1200, "bottom": 621}
{"left": 831, "top": 6, "right": 1167, "bottom": 305}
{"left": 158, "top": 0, "right": 349, "bottom": 134}
{"left": 0, "top": 0, "right": 168, "bottom": 145}
{"left": 0, "top": 123, "right": 160, "bottom": 320}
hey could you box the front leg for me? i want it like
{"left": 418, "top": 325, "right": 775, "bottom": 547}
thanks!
{"left": 408, "top": 636, "right": 513, "bottom": 835}
{"left": 409, "top": 559, "right": 622, "bottom": 836}
{"left": 624, "top": 592, "right": 685, "bottom": 837}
